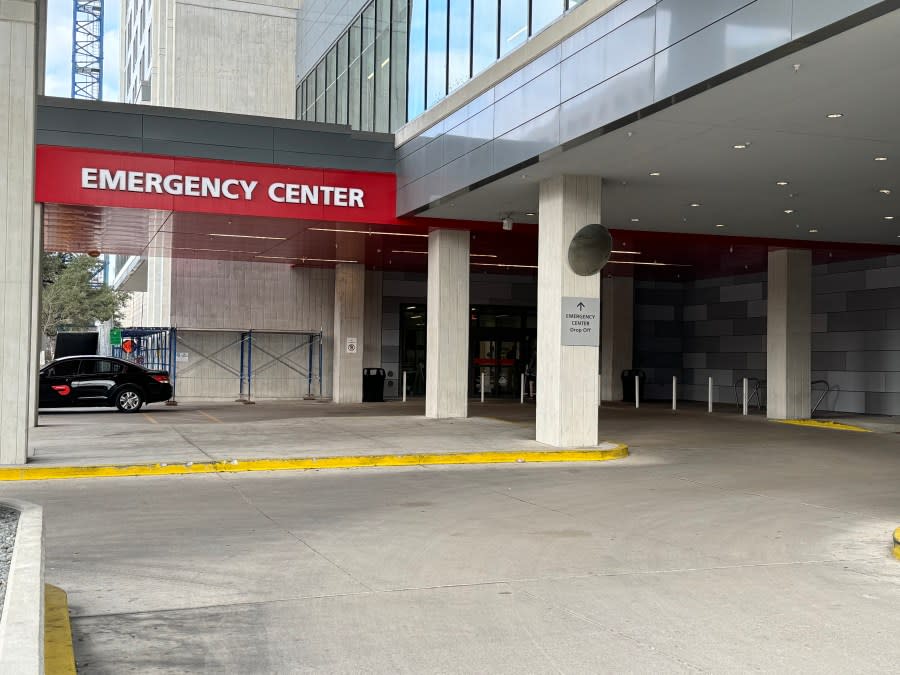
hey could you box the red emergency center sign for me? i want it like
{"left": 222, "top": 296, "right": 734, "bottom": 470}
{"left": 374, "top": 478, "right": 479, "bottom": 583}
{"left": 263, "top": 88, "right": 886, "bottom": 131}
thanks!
{"left": 35, "top": 145, "right": 398, "bottom": 224}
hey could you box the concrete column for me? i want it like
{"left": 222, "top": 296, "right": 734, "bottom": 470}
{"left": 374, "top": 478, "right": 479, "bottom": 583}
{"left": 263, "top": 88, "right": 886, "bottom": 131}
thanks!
{"left": 425, "top": 229, "right": 470, "bottom": 419}
{"left": 0, "top": 1, "right": 40, "bottom": 464}
{"left": 536, "top": 175, "right": 602, "bottom": 447}
{"left": 767, "top": 248, "right": 812, "bottom": 419}
{"left": 333, "top": 263, "right": 365, "bottom": 403}
{"left": 600, "top": 275, "right": 634, "bottom": 401}
{"left": 363, "top": 271, "right": 383, "bottom": 369}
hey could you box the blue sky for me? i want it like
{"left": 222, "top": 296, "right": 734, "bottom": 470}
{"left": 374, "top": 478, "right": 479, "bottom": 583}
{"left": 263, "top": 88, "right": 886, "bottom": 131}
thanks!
{"left": 45, "top": 0, "right": 120, "bottom": 101}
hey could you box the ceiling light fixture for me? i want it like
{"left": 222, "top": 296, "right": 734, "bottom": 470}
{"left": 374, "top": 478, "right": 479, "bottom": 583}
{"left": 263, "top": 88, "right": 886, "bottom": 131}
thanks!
{"left": 611, "top": 250, "right": 641, "bottom": 255}
{"left": 255, "top": 255, "right": 301, "bottom": 260}
{"left": 472, "top": 262, "right": 538, "bottom": 270}
{"left": 776, "top": 181, "right": 789, "bottom": 186}
{"left": 173, "top": 247, "right": 259, "bottom": 254}
{"left": 606, "top": 260, "right": 692, "bottom": 267}
{"left": 875, "top": 156, "right": 889, "bottom": 161}
{"left": 880, "top": 189, "right": 892, "bottom": 195}
{"left": 784, "top": 209, "right": 795, "bottom": 214}
{"left": 631, "top": 218, "right": 640, "bottom": 222}
{"left": 690, "top": 203, "right": 701, "bottom": 208}
{"left": 525, "top": 212, "right": 536, "bottom": 217}
{"left": 209, "top": 233, "right": 288, "bottom": 241}
{"left": 885, "top": 216, "right": 895, "bottom": 220}
{"left": 826, "top": 113, "right": 843, "bottom": 119}
{"left": 733, "top": 143, "right": 749, "bottom": 150}
{"left": 808, "top": 228, "right": 819, "bottom": 233}
{"left": 300, "top": 258, "right": 360, "bottom": 263}
{"left": 649, "top": 171, "right": 661, "bottom": 176}
{"left": 309, "top": 227, "right": 428, "bottom": 238}
{"left": 715, "top": 224, "right": 726, "bottom": 228}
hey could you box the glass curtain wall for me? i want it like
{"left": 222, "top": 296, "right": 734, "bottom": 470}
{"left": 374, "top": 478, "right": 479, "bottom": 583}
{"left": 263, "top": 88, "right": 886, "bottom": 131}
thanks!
{"left": 296, "top": 0, "right": 581, "bottom": 130}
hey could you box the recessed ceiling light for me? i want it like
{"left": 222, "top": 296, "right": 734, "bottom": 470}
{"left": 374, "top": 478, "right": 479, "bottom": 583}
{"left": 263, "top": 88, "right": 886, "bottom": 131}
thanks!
{"left": 733, "top": 143, "right": 749, "bottom": 150}
{"left": 631, "top": 218, "right": 640, "bottom": 222}
{"left": 885, "top": 216, "right": 895, "bottom": 220}
{"left": 649, "top": 171, "right": 661, "bottom": 176}
{"left": 525, "top": 212, "right": 536, "bottom": 217}
{"left": 308, "top": 227, "right": 427, "bottom": 238}
{"left": 690, "top": 203, "right": 701, "bottom": 208}
{"left": 784, "top": 209, "right": 795, "bottom": 214}
{"left": 776, "top": 181, "right": 789, "bottom": 187}
{"left": 875, "top": 156, "right": 888, "bottom": 161}
{"left": 808, "top": 228, "right": 819, "bottom": 233}
{"left": 879, "top": 189, "right": 892, "bottom": 195}
{"left": 826, "top": 113, "right": 843, "bottom": 119}
{"left": 209, "top": 233, "right": 287, "bottom": 241}
{"left": 715, "top": 224, "right": 726, "bottom": 228}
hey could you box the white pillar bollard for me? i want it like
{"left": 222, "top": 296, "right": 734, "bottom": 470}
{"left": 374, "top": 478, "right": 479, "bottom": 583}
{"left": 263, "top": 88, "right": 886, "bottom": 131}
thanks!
{"left": 481, "top": 372, "right": 485, "bottom": 403}
{"left": 672, "top": 376, "right": 677, "bottom": 411}
{"left": 520, "top": 374, "right": 525, "bottom": 404}
{"left": 708, "top": 377, "right": 713, "bottom": 413}
{"left": 402, "top": 371, "right": 407, "bottom": 403}
{"left": 635, "top": 374, "right": 640, "bottom": 409}
{"left": 743, "top": 377, "right": 749, "bottom": 416}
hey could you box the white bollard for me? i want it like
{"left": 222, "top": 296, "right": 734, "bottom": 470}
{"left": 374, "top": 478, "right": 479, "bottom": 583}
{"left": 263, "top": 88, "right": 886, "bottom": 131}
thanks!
{"left": 708, "top": 377, "right": 713, "bottom": 413}
{"left": 521, "top": 374, "right": 525, "bottom": 404}
{"left": 530, "top": 380, "right": 534, "bottom": 400}
{"left": 481, "top": 372, "right": 485, "bottom": 403}
{"left": 743, "top": 377, "right": 749, "bottom": 416}
{"left": 672, "top": 376, "right": 677, "bottom": 411}
{"left": 635, "top": 375, "right": 640, "bottom": 409}
{"left": 402, "top": 371, "right": 407, "bottom": 403}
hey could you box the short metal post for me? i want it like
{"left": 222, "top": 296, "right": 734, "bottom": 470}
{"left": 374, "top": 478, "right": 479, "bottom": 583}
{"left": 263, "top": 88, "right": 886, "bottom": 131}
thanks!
{"left": 708, "top": 377, "right": 714, "bottom": 413}
{"left": 530, "top": 380, "right": 534, "bottom": 399}
{"left": 635, "top": 375, "right": 640, "bottom": 409}
{"left": 481, "top": 372, "right": 485, "bottom": 403}
{"left": 520, "top": 374, "right": 525, "bottom": 404}
{"left": 402, "top": 371, "right": 407, "bottom": 403}
{"left": 672, "top": 376, "right": 677, "bottom": 411}
{"left": 743, "top": 377, "right": 749, "bottom": 416}
{"left": 246, "top": 330, "right": 255, "bottom": 404}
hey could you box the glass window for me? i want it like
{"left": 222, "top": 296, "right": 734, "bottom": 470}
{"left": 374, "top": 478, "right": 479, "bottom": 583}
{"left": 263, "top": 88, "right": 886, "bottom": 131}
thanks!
{"left": 336, "top": 33, "right": 349, "bottom": 125}
{"left": 532, "top": 0, "right": 564, "bottom": 34}
{"left": 426, "top": 0, "right": 448, "bottom": 107}
{"left": 315, "top": 60, "right": 326, "bottom": 121}
{"left": 349, "top": 17, "right": 362, "bottom": 129}
{"left": 295, "top": 83, "right": 303, "bottom": 120}
{"left": 407, "top": 0, "right": 426, "bottom": 120}
{"left": 81, "top": 359, "right": 124, "bottom": 375}
{"left": 390, "top": 0, "right": 409, "bottom": 131}
{"left": 325, "top": 46, "right": 337, "bottom": 124}
{"left": 472, "top": 0, "right": 498, "bottom": 75}
{"left": 374, "top": 0, "right": 391, "bottom": 133}
{"left": 45, "top": 360, "right": 79, "bottom": 377}
{"left": 304, "top": 75, "right": 315, "bottom": 121}
{"left": 500, "top": 0, "right": 528, "bottom": 56}
{"left": 361, "top": 4, "right": 376, "bottom": 132}
{"left": 448, "top": 0, "right": 472, "bottom": 92}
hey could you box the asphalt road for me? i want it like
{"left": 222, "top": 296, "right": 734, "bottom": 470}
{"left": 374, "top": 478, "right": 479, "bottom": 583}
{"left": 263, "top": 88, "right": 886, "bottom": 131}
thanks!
{"left": 4, "top": 415, "right": 900, "bottom": 673}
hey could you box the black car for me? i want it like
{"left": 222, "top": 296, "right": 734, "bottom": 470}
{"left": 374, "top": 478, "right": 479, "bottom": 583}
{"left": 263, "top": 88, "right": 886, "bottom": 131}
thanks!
{"left": 39, "top": 356, "right": 173, "bottom": 412}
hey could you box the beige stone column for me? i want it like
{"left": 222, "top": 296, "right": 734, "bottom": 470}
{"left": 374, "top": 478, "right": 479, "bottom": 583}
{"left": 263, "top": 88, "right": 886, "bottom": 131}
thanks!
{"left": 537, "top": 175, "right": 602, "bottom": 447}
{"left": 767, "top": 248, "right": 811, "bottom": 419}
{"left": 600, "top": 276, "right": 634, "bottom": 401}
{"left": 0, "top": 0, "right": 40, "bottom": 464}
{"left": 425, "top": 229, "right": 470, "bottom": 419}
{"left": 333, "top": 263, "right": 365, "bottom": 403}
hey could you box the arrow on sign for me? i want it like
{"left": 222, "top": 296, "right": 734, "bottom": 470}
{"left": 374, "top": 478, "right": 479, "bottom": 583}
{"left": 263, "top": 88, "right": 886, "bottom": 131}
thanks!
{"left": 577, "top": 302, "right": 586, "bottom": 311}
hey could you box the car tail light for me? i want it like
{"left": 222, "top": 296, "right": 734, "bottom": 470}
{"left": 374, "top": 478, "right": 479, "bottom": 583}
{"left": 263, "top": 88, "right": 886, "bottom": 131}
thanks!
{"left": 52, "top": 385, "right": 71, "bottom": 396}
{"left": 152, "top": 374, "right": 169, "bottom": 384}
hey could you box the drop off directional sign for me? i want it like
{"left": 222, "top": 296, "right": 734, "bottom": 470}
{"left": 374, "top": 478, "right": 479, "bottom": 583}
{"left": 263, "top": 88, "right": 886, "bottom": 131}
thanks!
{"left": 561, "top": 297, "right": 600, "bottom": 346}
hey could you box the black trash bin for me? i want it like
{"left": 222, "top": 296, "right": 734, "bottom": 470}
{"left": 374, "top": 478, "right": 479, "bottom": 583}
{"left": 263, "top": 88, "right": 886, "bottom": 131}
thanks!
{"left": 621, "top": 369, "right": 647, "bottom": 403}
{"left": 362, "top": 368, "right": 386, "bottom": 402}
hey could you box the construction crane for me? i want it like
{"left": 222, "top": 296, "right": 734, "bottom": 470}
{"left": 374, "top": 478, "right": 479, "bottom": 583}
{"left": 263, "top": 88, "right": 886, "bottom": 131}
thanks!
{"left": 71, "top": 0, "right": 104, "bottom": 100}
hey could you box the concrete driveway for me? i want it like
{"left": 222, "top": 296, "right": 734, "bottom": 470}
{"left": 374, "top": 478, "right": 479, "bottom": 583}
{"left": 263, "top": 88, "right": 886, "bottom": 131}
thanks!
{"left": 5, "top": 405, "right": 900, "bottom": 672}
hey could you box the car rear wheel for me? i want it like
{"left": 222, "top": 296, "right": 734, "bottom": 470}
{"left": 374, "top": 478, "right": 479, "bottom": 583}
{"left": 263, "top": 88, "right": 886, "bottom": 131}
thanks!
{"left": 115, "top": 388, "right": 144, "bottom": 413}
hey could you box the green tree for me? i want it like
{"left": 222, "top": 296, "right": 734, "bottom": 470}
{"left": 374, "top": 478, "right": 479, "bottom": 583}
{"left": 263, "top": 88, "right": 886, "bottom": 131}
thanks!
{"left": 41, "top": 253, "right": 130, "bottom": 337}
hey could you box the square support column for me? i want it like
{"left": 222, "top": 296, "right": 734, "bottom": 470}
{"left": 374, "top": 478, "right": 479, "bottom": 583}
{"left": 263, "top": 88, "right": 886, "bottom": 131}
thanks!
{"left": 537, "top": 175, "right": 602, "bottom": 447}
{"left": 600, "top": 276, "right": 634, "bottom": 401}
{"left": 767, "top": 248, "right": 811, "bottom": 419}
{"left": 1, "top": 3, "right": 40, "bottom": 465}
{"left": 333, "top": 263, "right": 365, "bottom": 403}
{"left": 426, "top": 229, "right": 470, "bottom": 419}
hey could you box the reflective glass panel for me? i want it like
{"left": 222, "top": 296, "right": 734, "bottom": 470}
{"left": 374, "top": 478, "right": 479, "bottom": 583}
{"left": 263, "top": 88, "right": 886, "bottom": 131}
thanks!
{"left": 499, "top": 0, "right": 528, "bottom": 56}
{"left": 472, "top": 0, "right": 498, "bottom": 75}
{"left": 532, "top": 0, "right": 564, "bottom": 34}
{"left": 315, "top": 60, "right": 326, "bottom": 121}
{"left": 407, "top": 0, "right": 426, "bottom": 119}
{"left": 448, "top": 0, "right": 472, "bottom": 92}
{"left": 304, "top": 75, "right": 315, "bottom": 121}
{"left": 426, "top": 0, "right": 448, "bottom": 108}
{"left": 390, "top": 0, "right": 408, "bottom": 130}
{"left": 336, "top": 32, "right": 349, "bottom": 125}
{"left": 361, "top": 4, "right": 376, "bottom": 132}
{"left": 375, "top": 0, "right": 391, "bottom": 132}
{"left": 349, "top": 16, "right": 362, "bottom": 129}
{"left": 325, "top": 45, "right": 337, "bottom": 124}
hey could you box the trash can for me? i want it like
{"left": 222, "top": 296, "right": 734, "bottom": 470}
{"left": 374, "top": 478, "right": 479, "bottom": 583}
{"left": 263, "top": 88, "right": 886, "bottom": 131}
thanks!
{"left": 362, "top": 368, "right": 386, "bottom": 402}
{"left": 621, "top": 369, "right": 647, "bottom": 403}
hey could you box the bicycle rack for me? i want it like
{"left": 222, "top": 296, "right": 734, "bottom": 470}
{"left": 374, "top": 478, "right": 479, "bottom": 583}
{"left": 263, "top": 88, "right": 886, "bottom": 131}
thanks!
{"left": 733, "top": 377, "right": 766, "bottom": 412}
{"left": 811, "top": 380, "right": 833, "bottom": 415}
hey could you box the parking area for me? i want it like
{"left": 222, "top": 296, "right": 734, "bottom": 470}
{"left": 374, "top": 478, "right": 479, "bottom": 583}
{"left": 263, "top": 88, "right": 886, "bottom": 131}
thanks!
{"left": 6, "top": 405, "right": 900, "bottom": 672}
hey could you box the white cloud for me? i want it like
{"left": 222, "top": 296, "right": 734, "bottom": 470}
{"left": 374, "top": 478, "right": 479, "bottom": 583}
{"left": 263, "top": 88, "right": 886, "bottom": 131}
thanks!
{"left": 44, "top": 0, "right": 120, "bottom": 101}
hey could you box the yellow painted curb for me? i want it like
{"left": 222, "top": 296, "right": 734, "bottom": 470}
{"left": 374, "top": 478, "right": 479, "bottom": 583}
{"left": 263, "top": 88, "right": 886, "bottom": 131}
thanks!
{"left": 0, "top": 446, "right": 629, "bottom": 482}
{"left": 45, "top": 584, "right": 76, "bottom": 675}
{"left": 774, "top": 419, "right": 871, "bottom": 433}
{"left": 893, "top": 528, "right": 900, "bottom": 561}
